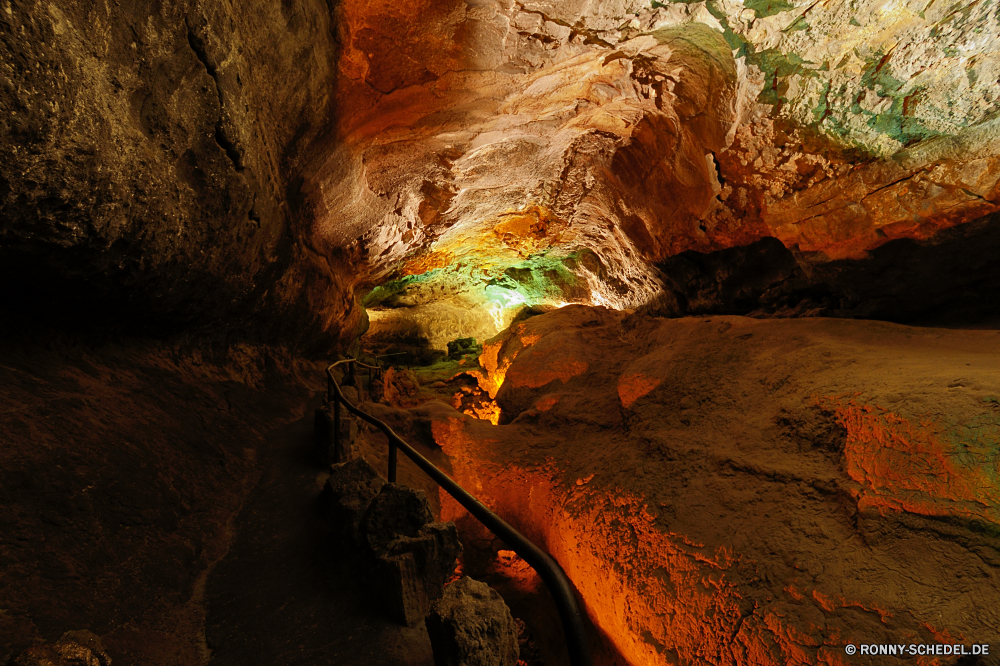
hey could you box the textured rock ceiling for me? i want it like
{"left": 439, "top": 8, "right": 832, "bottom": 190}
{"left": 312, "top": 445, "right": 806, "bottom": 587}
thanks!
{"left": 1, "top": 0, "right": 998, "bottom": 347}
{"left": 303, "top": 0, "right": 1000, "bottom": 348}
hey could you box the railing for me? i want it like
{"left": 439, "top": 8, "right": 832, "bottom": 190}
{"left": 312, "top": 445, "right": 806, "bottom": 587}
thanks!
{"left": 326, "top": 358, "right": 593, "bottom": 666}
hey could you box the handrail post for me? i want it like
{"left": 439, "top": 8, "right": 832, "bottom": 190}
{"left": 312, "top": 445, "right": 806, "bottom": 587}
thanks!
{"left": 333, "top": 392, "right": 342, "bottom": 464}
{"left": 388, "top": 441, "right": 397, "bottom": 483}
{"left": 325, "top": 359, "right": 591, "bottom": 666}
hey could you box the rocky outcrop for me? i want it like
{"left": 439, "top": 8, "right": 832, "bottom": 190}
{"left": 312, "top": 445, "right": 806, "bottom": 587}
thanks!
{"left": 361, "top": 483, "right": 464, "bottom": 626}
{"left": 7, "top": 630, "right": 111, "bottom": 666}
{"left": 652, "top": 211, "right": 1000, "bottom": 324}
{"left": 426, "top": 576, "right": 520, "bottom": 666}
{"left": 0, "top": 0, "right": 362, "bottom": 347}
{"left": 306, "top": 0, "right": 1000, "bottom": 347}
{"left": 428, "top": 305, "right": 1000, "bottom": 666}
{"left": 320, "top": 457, "right": 385, "bottom": 542}
{"left": 5, "top": 0, "right": 998, "bottom": 346}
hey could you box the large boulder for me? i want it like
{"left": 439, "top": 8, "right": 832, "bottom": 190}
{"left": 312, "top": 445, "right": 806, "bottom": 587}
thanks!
{"left": 320, "top": 457, "right": 385, "bottom": 544}
{"left": 7, "top": 630, "right": 111, "bottom": 666}
{"left": 361, "top": 484, "right": 462, "bottom": 626}
{"left": 426, "top": 577, "right": 519, "bottom": 666}
{"left": 361, "top": 484, "right": 435, "bottom": 556}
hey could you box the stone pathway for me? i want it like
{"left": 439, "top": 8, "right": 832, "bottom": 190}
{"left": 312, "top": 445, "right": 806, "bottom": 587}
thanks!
{"left": 204, "top": 394, "right": 434, "bottom": 666}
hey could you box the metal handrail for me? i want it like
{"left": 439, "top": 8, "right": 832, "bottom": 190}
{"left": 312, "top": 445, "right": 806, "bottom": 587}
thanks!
{"left": 325, "top": 359, "right": 592, "bottom": 666}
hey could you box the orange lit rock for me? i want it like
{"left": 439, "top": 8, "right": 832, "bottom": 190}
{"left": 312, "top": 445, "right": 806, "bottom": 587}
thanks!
{"left": 820, "top": 396, "right": 1000, "bottom": 526}
{"left": 424, "top": 306, "right": 1000, "bottom": 666}
{"left": 297, "top": 0, "right": 1000, "bottom": 344}
{"left": 617, "top": 372, "right": 662, "bottom": 409}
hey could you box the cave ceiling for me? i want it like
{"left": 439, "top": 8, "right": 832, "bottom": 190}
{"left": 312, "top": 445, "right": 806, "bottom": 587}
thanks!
{"left": 1, "top": 0, "right": 998, "bottom": 348}
{"left": 305, "top": 0, "right": 1000, "bottom": 348}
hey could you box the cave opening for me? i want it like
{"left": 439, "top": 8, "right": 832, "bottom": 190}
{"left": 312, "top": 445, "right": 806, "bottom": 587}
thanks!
{"left": 3, "top": 1, "right": 1000, "bottom": 665}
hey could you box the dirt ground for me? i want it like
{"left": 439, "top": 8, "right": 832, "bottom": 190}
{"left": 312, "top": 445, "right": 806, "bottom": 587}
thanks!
{"left": 5, "top": 308, "right": 999, "bottom": 666}
{"left": 0, "top": 324, "right": 435, "bottom": 665}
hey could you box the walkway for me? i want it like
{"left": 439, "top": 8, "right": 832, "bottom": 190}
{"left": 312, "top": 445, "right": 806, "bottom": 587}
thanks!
{"left": 204, "top": 394, "right": 434, "bottom": 666}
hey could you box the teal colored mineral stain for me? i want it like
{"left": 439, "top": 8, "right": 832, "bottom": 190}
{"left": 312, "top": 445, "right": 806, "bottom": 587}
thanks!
{"left": 811, "top": 80, "right": 832, "bottom": 123}
{"left": 967, "top": 64, "right": 978, "bottom": 86}
{"left": 483, "top": 283, "right": 528, "bottom": 309}
{"left": 840, "top": 51, "right": 950, "bottom": 146}
{"left": 750, "top": 48, "right": 816, "bottom": 106}
{"left": 362, "top": 271, "right": 439, "bottom": 308}
{"left": 365, "top": 248, "right": 599, "bottom": 315}
{"left": 694, "top": 0, "right": 972, "bottom": 156}
{"left": 742, "top": 0, "right": 796, "bottom": 18}
{"left": 857, "top": 52, "right": 907, "bottom": 96}
{"left": 496, "top": 251, "right": 592, "bottom": 304}
{"left": 757, "top": 49, "right": 811, "bottom": 78}
{"left": 784, "top": 15, "right": 809, "bottom": 31}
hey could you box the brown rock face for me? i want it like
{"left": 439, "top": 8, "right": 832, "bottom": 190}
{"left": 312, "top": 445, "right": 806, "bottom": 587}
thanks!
{"left": 426, "top": 306, "right": 1000, "bottom": 666}
{"left": 0, "top": 329, "right": 323, "bottom": 664}
{"left": 0, "top": 0, "right": 362, "bottom": 347}
{"left": 426, "top": 576, "right": 520, "bottom": 666}
{"left": 8, "top": 630, "right": 111, "bottom": 666}
{"left": 284, "top": 0, "right": 1000, "bottom": 348}
{"left": 4, "top": 0, "right": 999, "bottom": 347}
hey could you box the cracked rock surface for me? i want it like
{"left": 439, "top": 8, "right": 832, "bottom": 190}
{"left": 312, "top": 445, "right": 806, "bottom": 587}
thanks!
{"left": 0, "top": 0, "right": 363, "bottom": 347}
{"left": 309, "top": 0, "right": 1000, "bottom": 346}
{"left": 429, "top": 305, "right": 1000, "bottom": 666}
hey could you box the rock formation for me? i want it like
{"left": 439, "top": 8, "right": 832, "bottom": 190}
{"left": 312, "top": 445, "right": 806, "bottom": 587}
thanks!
{"left": 321, "top": 457, "right": 386, "bottom": 543}
{"left": 4, "top": 0, "right": 998, "bottom": 345}
{"left": 426, "top": 576, "right": 520, "bottom": 666}
{"left": 427, "top": 305, "right": 1000, "bottom": 665}
{"left": 3, "top": 0, "right": 1000, "bottom": 664}
{"left": 361, "top": 483, "right": 464, "bottom": 626}
{"left": 7, "top": 630, "right": 111, "bottom": 666}
{"left": 0, "top": 0, "right": 363, "bottom": 347}
{"left": 314, "top": 0, "right": 1000, "bottom": 346}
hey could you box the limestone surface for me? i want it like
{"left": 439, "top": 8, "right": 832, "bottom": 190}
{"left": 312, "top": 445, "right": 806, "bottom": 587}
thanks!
{"left": 426, "top": 576, "right": 520, "bottom": 666}
{"left": 427, "top": 305, "right": 1000, "bottom": 666}
{"left": 315, "top": 0, "right": 1000, "bottom": 346}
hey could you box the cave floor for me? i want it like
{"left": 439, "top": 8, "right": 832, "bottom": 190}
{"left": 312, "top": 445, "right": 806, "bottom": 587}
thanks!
{"left": 203, "top": 393, "right": 434, "bottom": 666}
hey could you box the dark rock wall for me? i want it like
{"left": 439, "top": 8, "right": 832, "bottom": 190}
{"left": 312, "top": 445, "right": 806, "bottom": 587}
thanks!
{"left": 0, "top": 0, "right": 362, "bottom": 349}
{"left": 0, "top": 323, "right": 323, "bottom": 663}
{"left": 652, "top": 211, "right": 1000, "bottom": 325}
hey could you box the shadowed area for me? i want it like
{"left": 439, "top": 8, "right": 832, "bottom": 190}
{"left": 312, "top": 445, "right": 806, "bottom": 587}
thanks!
{"left": 3, "top": 0, "right": 1000, "bottom": 664}
{"left": 204, "top": 398, "right": 435, "bottom": 666}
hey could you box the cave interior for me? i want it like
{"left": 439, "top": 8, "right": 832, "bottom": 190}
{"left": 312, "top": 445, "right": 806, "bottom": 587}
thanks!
{"left": 2, "top": 0, "right": 1000, "bottom": 665}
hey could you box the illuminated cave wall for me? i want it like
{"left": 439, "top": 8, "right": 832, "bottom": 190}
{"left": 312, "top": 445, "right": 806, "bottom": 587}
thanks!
{"left": 430, "top": 306, "right": 1000, "bottom": 666}
{"left": 2, "top": 0, "right": 998, "bottom": 344}
{"left": 298, "top": 0, "right": 1000, "bottom": 348}
{"left": 2, "top": 1, "right": 999, "bottom": 664}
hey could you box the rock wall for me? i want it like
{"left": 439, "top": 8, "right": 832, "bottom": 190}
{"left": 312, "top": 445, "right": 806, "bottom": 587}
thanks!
{"left": 0, "top": 324, "right": 323, "bottom": 664}
{"left": 0, "top": 0, "right": 363, "bottom": 349}
{"left": 431, "top": 305, "right": 1000, "bottom": 666}
{"left": 305, "top": 0, "right": 1000, "bottom": 346}
{"left": 4, "top": 0, "right": 998, "bottom": 346}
